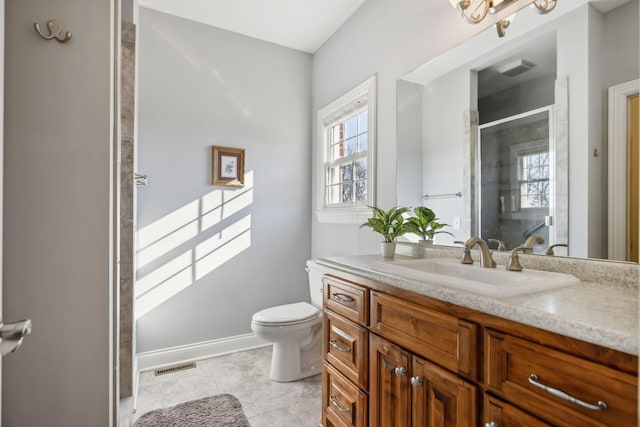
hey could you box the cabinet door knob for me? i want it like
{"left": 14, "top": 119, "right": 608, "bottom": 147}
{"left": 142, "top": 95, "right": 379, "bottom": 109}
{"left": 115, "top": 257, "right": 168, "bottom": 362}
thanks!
{"left": 394, "top": 366, "right": 406, "bottom": 377}
{"left": 410, "top": 376, "right": 423, "bottom": 387}
{"left": 484, "top": 422, "right": 499, "bottom": 427}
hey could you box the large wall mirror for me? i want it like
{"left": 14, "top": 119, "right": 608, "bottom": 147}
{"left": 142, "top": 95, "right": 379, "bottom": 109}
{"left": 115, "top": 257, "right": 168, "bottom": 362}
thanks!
{"left": 397, "top": 0, "right": 639, "bottom": 262}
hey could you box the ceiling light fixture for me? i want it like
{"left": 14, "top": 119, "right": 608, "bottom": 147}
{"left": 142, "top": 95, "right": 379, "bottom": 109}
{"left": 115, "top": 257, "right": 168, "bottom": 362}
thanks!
{"left": 448, "top": 0, "right": 556, "bottom": 37}
{"left": 530, "top": 0, "right": 557, "bottom": 14}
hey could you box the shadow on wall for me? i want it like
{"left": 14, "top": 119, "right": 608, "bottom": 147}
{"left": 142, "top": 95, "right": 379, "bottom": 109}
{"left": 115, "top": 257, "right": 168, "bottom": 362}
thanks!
{"left": 135, "top": 171, "right": 254, "bottom": 318}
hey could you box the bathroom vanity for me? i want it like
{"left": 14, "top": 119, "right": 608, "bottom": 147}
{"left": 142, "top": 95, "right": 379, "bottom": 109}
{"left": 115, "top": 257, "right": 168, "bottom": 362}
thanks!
{"left": 317, "top": 252, "right": 638, "bottom": 427}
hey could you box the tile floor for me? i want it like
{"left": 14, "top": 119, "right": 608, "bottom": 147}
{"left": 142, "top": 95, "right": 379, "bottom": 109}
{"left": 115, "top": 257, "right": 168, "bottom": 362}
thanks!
{"left": 119, "top": 346, "right": 322, "bottom": 427}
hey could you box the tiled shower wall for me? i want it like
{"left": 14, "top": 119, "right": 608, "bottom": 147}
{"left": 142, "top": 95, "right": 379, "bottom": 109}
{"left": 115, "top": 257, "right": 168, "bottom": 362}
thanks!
{"left": 120, "top": 21, "right": 136, "bottom": 398}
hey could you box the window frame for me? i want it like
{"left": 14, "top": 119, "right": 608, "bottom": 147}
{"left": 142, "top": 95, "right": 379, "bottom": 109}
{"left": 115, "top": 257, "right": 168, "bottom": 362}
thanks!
{"left": 517, "top": 149, "right": 550, "bottom": 209}
{"left": 316, "top": 76, "right": 377, "bottom": 224}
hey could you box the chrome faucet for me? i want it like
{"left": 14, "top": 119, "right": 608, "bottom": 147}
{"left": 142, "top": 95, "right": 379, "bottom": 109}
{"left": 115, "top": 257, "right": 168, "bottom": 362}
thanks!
{"left": 522, "top": 234, "right": 545, "bottom": 254}
{"left": 507, "top": 246, "right": 528, "bottom": 271}
{"left": 545, "top": 243, "right": 568, "bottom": 256}
{"left": 461, "top": 237, "right": 496, "bottom": 268}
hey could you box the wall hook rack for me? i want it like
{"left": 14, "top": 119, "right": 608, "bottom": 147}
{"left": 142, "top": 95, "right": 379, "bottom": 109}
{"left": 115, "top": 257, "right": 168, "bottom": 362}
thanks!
{"left": 135, "top": 173, "right": 149, "bottom": 187}
{"left": 34, "top": 19, "right": 72, "bottom": 43}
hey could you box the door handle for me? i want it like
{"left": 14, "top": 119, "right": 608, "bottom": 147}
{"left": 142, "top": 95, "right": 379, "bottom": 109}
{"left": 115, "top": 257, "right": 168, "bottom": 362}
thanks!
{"left": 0, "top": 319, "right": 32, "bottom": 356}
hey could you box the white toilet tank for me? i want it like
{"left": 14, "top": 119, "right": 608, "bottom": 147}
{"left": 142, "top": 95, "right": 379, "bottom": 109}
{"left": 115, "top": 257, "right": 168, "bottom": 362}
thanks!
{"left": 306, "top": 260, "right": 324, "bottom": 309}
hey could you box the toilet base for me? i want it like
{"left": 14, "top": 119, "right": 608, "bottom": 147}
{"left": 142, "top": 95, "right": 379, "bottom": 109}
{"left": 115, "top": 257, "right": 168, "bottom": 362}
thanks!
{"left": 269, "top": 330, "right": 322, "bottom": 382}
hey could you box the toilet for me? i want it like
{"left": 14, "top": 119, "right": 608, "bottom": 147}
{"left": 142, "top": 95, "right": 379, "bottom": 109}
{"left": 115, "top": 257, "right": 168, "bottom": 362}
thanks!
{"left": 250, "top": 260, "right": 324, "bottom": 382}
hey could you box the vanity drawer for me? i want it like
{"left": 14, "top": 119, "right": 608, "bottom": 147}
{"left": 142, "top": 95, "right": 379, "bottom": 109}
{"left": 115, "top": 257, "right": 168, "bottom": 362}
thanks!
{"left": 484, "top": 393, "right": 551, "bottom": 426}
{"left": 322, "top": 362, "right": 367, "bottom": 427}
{"left": 485, "top": 330, "right": 638, "bottom": 426}
{"left": 370, "top": 290, "right": 478, "bottom": 380}
{"left": 323, "top": 310, "right": 368, "bottom": 389}
{"left": 323, "top": 276, "right": 368, "bottom": 325}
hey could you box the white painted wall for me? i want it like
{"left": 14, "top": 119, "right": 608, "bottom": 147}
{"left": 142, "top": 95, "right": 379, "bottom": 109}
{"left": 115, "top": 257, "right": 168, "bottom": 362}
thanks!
{"left": 3, "top": 0, "right": 114, "bottom": 425}
{"left": 311, "top": 0, "right": 483, "bottom": 258}
{"left": 136, "top": 8, "right": 312, "bottom": 352}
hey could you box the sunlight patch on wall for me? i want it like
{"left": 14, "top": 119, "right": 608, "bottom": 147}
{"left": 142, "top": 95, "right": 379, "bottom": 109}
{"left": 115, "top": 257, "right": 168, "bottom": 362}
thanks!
{"left": 135, "top": 172, "right": 254, "bottom": 319}
{"left": 201, "top": 172, "right": 254, "bottom": 232}
{"left": 137, "top": 207, "right": 200, "bottom": 268}
{"left": 137, "top": 172, "right": 254, "bottom": 268}
{"left": 195, "top": 215, "right": 252, "bottom": 280}
{"left": 136, "top": 262, "right": 194, "bottom": 318}
{"left": 135, "top": 250, "right": 192, "bottom": 297}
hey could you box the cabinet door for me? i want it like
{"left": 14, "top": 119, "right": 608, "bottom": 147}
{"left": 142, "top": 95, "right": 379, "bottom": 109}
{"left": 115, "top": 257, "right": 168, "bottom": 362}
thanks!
{"left": 484, "top": 393, "right": 551, "bottom": 427}
{"left": 412, "top": 356, "right": 477, "bottom": 427}
{"left": 369, "top": 333, "right": 411, "bottom": 427}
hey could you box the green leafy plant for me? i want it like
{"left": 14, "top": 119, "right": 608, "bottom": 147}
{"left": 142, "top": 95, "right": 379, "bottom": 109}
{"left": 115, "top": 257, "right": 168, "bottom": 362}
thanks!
{"left": 360, "top": 206, "right": 410, "bottom": 242}
{"left": 404, "top": 206, "right": 454, "bottom": 241}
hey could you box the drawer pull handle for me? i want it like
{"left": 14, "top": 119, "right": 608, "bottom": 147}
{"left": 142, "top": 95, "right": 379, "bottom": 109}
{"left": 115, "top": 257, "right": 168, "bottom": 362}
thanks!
{"left": 329, "top": 395, "right": 350, "bottom": 413}
{"left": 329, "top": 339, "right": 351, "bottom": 353}
{"left": 395, "top": 366, "right": 406, "bottom": 377}
{"left": 410, "top": 376, "right": 423, "bottom": 387}
{"left": 332, "top": 293, "right": 355, "bottom": 304}
{"left": 528, "top": 374, "right": 608, "bottom": 411}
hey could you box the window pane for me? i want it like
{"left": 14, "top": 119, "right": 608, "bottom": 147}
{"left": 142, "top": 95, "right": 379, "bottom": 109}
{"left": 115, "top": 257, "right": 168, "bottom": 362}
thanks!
{"left": 345, "top": 137, "right": 357, "bottom": 157}
{"left": 344, "top": 116, "right": 358, "bottom": 139}
{"left": 355, "top": 159, "right": 367, "bottom": 179}
{"left": 341, "top": 182, "right": 353, "bottom": 202}
{"left": 332, "top": 124, "right": 343, "bottom": 143}
{"left": 331, "top": 142, "right": 343, "bottom": 161}
{"left": 358, "top": 134, "right": 368, "bottom": 153}
{"left": 355, "top": 180, "right": 367, "bottom": 201}
{"left": 341, "top": 163, "right": 353, "bottom": 183}
{"left": 358, "top": 111, "right": 368, "bottom": 133}
{"left": 327, "top": 183, "right": 340, "bottom": 205}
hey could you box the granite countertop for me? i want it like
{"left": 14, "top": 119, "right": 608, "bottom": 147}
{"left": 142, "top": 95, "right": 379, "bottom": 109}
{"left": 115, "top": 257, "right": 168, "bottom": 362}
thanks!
{"left": 316, "top": 254, "right": 639, "bottom": 356}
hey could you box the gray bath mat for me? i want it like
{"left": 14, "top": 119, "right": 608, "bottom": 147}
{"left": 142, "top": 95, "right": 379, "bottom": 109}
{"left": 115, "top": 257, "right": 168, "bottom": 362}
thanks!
{"left": 133, "top": 393, "right": 250, "bottom": 427}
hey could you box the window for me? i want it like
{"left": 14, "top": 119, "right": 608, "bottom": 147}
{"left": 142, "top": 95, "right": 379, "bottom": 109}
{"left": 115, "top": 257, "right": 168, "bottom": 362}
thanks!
{"left": 519, "top": 150, "right": 549, "bottom": 208}
{"left": 316, "top": 76, "right": 376, "bottom": 223}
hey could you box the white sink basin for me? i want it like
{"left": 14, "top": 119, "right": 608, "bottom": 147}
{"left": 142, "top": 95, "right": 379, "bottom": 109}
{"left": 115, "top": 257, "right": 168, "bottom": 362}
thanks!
{"left": 369, "top": 257, "right": 580, "bottom": 297}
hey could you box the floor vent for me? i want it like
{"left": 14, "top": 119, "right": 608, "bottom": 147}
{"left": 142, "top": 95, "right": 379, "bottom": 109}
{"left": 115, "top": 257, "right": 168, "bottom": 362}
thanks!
{"left": 154, "top": 362, "right": 197, "bottom": 376}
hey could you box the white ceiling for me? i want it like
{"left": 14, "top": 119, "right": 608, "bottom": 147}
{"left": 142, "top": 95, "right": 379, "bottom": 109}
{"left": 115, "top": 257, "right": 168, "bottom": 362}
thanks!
{"left": 138, "top": 0, "right": 368, "bottom": 53}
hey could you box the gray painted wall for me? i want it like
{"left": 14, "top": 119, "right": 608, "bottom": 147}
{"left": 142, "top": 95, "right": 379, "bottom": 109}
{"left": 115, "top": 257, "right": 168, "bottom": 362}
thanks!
{"left": 3, "top": 0, "right": 114, "bottom": 425}
{"left": 396, "top": 80, "right": 423, "bottom": 210}
{"left": 136, "top": 8, "right": 312, "bottom": 352}
{"left": 310, "top": 0, "right": 493, "bottom": 258}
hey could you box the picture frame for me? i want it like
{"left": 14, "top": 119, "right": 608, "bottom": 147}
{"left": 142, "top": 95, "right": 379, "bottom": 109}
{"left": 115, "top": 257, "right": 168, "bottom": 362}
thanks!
{"left": 212, "top": 146, "right": 245, "bottom": 187}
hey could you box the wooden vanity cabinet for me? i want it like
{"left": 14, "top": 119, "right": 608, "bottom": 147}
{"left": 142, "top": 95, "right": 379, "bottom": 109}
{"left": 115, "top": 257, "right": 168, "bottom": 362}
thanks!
{"left": 320, "top": 271, "right": 638, "bottom": 427}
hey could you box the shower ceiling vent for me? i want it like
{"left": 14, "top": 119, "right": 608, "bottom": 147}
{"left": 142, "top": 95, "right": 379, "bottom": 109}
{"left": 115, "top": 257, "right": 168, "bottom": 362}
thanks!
{"left": 154, "top": 361, "right": 197, "bottom": 376}
{"left": 497, "top": 59, "right": 536, "bottom": 77}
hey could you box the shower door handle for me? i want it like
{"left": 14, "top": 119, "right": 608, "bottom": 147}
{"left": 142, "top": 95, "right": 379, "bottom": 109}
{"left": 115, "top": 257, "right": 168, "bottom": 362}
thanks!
{"left": 0, "top": 319, "right": 32, "bottom": 356}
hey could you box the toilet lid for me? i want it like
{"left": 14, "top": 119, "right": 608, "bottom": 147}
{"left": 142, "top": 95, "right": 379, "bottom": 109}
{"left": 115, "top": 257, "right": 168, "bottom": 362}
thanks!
{"left": 252, "top": 302, "right": 320, "bottom": 325}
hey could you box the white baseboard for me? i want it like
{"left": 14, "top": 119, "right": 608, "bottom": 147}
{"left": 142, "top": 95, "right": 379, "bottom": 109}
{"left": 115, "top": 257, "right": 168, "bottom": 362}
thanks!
{"left": 136, "top": 333, "right": 270, "bottom": 373}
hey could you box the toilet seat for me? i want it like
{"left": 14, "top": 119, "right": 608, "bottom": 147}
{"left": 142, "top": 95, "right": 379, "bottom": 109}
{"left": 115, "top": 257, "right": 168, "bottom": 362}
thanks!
{"left": 252, "top": 302, "right": 320, "bottom": 326}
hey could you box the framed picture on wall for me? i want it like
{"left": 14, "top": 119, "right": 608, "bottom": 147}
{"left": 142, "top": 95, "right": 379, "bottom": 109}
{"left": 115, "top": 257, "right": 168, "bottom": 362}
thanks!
{"left": 212, "top": 146, "right": 245, "bottom": 187}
